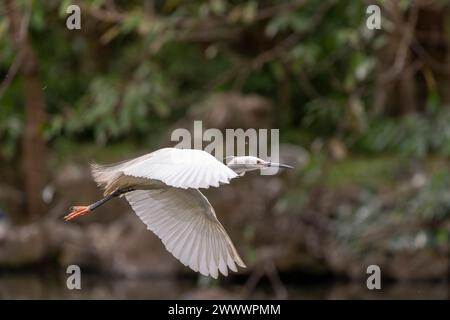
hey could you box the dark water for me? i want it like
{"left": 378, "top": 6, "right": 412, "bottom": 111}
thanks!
{"left": 0, "top": 273, "right": 448, "bottom": 299}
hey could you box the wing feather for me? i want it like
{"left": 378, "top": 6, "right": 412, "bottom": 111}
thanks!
{"left": 122, "top": 148, "right": 238, "bottom": 189}
{"left": 198, "top": 226, "right": 208, "bottom": 276}
{"left": 125, "top": 188, "right": 245, "bottom": 278}
{"left": 188, "top": 229, "right": 201, "bottom": 272}
{"left": 178, "top": 222, "right": 197, "bottom": 266}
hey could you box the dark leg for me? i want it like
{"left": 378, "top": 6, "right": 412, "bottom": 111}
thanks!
{"left": 64, "top": 187, "right": 135, "bottom": 221}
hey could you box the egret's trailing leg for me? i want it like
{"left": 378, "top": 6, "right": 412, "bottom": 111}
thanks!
{"left": 64, "top": 188, "right": 135, "bottom": 221}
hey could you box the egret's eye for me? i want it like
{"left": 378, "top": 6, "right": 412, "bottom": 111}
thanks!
{"left": 257, "top": 160, "right": 261, "bottom": 164}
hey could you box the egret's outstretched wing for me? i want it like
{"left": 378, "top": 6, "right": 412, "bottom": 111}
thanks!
{"left": 94, "top": 148, "right": 238, "bottom": 190}
{"left": 125, "top": 188, "right": 246, "bottom": 278}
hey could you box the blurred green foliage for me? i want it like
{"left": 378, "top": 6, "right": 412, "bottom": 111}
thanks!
{"left": 1, "top": 0, "right": 378, "bottom": 159}
{"left": 334, "top": 169, "right": 450, "bottom": 254}
{"left": 354, "top": 109, "right": 450, "bottom": 158}
{"left": 1, "top": 0, "right": 450, "bottom": 169}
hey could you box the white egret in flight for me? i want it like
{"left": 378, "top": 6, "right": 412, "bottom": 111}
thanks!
{"left": 64, "top": 148, "right": 293, "bottom": 278}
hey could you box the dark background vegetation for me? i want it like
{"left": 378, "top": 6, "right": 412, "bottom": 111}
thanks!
{"left": 0, "top": 0, "right": 449, "bottom": 299}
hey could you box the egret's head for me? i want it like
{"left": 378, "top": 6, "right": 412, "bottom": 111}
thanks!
{"left": 226, "top": 156, "right": 293, "bottom": 175}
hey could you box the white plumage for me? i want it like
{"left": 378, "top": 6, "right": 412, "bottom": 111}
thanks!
{"left": 91, "top": 148, "right": 243, "bottom": 278}
{"left": 125, "top": 188, "right": 245, "bottom": 278}
{"left": 122, "top": 148, "right": 238, "bottom": 189}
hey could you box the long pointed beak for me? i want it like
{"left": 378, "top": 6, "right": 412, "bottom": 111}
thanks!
{"left": 267, "top": 162, "right": 294, "bottom": 169}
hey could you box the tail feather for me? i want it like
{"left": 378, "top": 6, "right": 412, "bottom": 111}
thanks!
{"left": 91, "top": 154, "right": 149, "bottom": 193}
{"left": 91, "top": 163, "right": 115, "bottom": 187}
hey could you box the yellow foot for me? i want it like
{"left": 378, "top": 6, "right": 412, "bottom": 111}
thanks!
{"left": 64, "top": 206, "right": 90, "bottom": 221}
